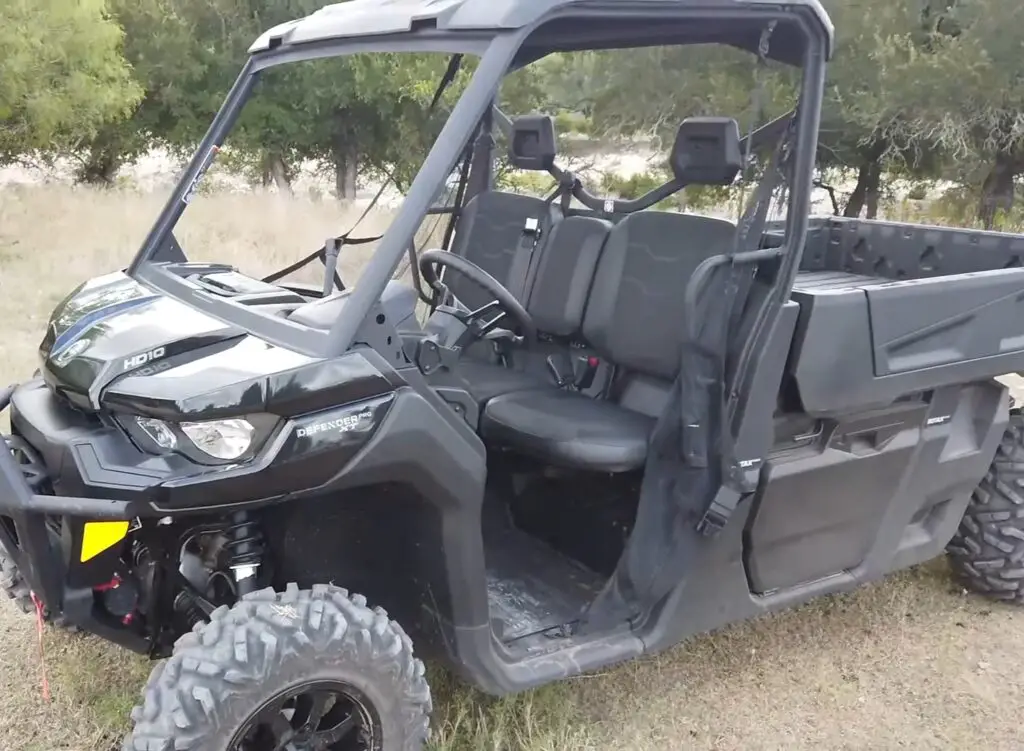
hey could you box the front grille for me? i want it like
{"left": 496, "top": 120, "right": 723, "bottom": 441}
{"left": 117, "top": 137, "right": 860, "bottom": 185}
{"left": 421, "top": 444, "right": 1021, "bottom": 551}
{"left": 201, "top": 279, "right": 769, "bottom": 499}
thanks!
{"left": 5, "top": 435, "right": 50, "bottom": 491}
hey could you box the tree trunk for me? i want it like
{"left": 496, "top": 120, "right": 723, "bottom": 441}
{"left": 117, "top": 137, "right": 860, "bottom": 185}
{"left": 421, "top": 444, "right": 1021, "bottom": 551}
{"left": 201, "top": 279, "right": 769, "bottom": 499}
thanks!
{"left": 334, "top": 146, "right": 358, "bottom": 200}
{"left": 75, "top": 147, "right": 122, "bottom": 186}
{"left": 843, "top": 162, "right": 869, "bottom": 218}
{"left": 865, "top": 166, "right": 881, "bottom": 219}
{"left": 266, "top": 153, "right": 293, "bottom": 195}
{"left": 332, "top": 111, "right": 360, "bottom": 200}
{"left": 977, "top": 151, "right": 1018, "bottom": 230}
{"left": 843, "top": 146, "right": 884, "bottom": 219}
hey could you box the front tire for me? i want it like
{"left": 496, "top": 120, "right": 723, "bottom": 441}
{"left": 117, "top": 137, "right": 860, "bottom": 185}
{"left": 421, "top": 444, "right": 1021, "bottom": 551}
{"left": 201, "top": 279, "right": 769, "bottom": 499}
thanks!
{"left": 947, "top": 412, "right": 1024, "bottom": 603}
{"left": 0, "top": 544, "right": 77, "bottom": 631}
{"left": 123, "top": 583, "right": 432, "bottom": 751}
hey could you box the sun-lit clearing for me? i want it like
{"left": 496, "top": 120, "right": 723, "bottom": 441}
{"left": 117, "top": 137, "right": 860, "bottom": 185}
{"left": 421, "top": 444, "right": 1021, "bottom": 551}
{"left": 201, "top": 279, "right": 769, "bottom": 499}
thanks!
{"left": 0, "top": 186, "right": 1022, "bottom": 750}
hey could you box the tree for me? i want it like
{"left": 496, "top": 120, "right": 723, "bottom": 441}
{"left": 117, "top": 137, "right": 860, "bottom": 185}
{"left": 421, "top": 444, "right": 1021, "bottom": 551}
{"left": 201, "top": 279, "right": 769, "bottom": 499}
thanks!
{"left": 71, "top": 0, "right": 266, "bottom": 183}
{"left": 815, "top": 0, "right": 987, "bottom": 218}
{"left": 577, "top": 44, "right": 797, "bottom": 147}
{"left": 0, "top": 0, "right": 141, "bottom": 163}
{"left": 934, "top": 0, "right": 1024, "bottom": 226}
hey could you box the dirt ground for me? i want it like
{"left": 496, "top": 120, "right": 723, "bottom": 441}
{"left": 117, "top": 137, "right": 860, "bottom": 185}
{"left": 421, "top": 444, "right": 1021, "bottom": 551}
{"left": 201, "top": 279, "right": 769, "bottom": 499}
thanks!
{"left": 1, "top": 187, "right": 1023, "bottom": 751}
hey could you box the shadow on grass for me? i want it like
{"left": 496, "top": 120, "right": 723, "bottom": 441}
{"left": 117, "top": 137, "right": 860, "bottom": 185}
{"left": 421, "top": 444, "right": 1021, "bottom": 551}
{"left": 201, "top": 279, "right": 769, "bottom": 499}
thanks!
{"left": 427, "top": 666, "right": 598, "bottom": 751}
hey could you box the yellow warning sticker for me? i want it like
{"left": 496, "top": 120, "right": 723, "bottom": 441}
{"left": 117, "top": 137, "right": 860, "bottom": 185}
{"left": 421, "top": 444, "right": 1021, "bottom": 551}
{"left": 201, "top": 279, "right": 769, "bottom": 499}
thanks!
{"left": 80, "top": 521, "right": 130, "bottom": 562}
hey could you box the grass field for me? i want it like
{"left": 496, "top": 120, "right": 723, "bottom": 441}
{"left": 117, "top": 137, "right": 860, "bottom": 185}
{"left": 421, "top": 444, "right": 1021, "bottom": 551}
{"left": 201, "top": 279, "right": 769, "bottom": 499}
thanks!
{"left": 1, "top": 186, "right": 1023, "bottom": 750}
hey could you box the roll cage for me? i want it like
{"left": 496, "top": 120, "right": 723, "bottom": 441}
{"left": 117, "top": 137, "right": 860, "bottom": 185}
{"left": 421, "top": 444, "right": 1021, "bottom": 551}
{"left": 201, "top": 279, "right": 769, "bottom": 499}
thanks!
{"left": 127, "top": 0, "right": 832, "bottom": 364}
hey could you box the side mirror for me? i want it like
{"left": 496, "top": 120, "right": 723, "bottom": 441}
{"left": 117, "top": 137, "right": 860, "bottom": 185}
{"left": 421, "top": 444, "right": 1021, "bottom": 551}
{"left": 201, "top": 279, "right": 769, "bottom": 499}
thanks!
{"left": 670, "top": 117, "right": 742, "bottom": 186}
{"left": 508, "top": 115, "right": 557, "bottom": 172}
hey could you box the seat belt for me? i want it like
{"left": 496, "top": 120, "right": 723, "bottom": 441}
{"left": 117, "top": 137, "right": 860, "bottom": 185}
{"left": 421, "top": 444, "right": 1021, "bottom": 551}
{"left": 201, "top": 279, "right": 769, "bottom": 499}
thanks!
{"left": 503, "top": 182, "right": 565, "bottom": 302}
{"left": 579, "top": 22, "right": 788, "bottom": 632}
{"left": 694, "top": 127, "right": 792, "bottom": 533}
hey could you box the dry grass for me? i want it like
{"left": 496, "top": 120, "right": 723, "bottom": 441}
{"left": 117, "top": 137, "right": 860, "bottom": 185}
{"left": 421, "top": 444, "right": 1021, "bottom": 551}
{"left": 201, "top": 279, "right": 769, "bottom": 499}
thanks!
{"left": 1, "top": 186, "right": 1024, "bottom": 750}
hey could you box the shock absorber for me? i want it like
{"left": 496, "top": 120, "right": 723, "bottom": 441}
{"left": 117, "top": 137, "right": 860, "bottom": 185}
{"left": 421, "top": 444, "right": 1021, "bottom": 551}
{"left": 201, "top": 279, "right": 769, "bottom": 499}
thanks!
{"left": 224, "top": 510, "right": 265, "bottom": 598}
{"left": 173, "top": 591, "right": 206, "bottom": 628}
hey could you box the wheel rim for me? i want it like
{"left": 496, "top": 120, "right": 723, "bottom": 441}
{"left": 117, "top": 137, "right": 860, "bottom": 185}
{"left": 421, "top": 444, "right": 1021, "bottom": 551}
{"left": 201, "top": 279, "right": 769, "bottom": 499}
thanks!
{"left": 229, "top": 680, "right": 381, "bottom": 751}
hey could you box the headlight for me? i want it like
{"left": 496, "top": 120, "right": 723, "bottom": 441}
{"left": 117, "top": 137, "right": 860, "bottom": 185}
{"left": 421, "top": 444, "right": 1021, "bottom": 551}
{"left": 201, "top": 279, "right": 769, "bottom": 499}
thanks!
{"left": 124, "top": 413, "right": 276, "bottom": 465}
{"left": 137, "top": 417, "right": 178, "bottom": 450}
{"left": 180, "top": 419, "right": 255, "bottom": 460}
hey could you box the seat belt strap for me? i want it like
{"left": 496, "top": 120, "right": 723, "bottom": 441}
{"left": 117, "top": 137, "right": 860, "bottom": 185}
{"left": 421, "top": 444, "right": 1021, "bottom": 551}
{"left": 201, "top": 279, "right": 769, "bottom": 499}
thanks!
{"left": 505, "top": 182, "right": 564, "bottom": 302}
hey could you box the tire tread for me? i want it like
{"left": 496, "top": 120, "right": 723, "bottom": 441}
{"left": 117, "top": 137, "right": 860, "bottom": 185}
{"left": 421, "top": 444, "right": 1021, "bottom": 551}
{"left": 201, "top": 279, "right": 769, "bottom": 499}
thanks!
{"left": 948, "top": 411, "right": 1024, "bottom": 603}
{"left": 122, "top": 584, "right": 431, "bottom": 751}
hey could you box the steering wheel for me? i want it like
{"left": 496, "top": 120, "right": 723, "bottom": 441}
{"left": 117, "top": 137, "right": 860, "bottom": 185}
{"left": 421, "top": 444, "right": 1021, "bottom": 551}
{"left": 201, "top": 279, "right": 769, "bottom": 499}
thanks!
{"left": 419, "top": 249, "right": 537, "bottom": 347}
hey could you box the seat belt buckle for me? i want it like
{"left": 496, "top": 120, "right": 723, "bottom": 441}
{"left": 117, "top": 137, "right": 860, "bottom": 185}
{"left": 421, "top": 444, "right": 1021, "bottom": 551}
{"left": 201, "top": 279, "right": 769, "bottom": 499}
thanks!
{"left": 545, "top": 353, "right": 575, "bottom": 389}
{"left": 696, "top": 487, "right": 743, "bottom": 537}
{"left": 572, "top": 355, "right": 600, "bottom": 391}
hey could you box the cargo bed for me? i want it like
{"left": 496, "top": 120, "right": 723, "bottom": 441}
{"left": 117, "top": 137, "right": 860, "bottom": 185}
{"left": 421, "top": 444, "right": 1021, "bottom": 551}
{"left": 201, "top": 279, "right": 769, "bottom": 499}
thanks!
{"left": 779, "top": 218, "right": 1024, "bottom": 415}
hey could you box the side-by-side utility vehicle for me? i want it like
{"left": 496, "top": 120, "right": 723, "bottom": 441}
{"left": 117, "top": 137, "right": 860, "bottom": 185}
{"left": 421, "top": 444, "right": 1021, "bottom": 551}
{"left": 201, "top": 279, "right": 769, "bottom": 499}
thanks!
{"left": 3, "top": 1, "right": 1024, "bottom": 749}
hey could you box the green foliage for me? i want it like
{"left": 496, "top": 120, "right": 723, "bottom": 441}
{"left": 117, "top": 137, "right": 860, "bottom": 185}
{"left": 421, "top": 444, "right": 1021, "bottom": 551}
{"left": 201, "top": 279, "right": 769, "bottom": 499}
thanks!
{"left": 5, "top": 0, "right": 1024, "bottom": 220}
{"left": 553, "top": 112, "right": 593, "bottom": 137}
{"left": 599, "top": 170, "right": 680, "bottom": 211}
{"left": 495, "top": 170, "right": 556, "bottom": 197}
{"left": 0, "top": 0, "right": 142, "bottom": 162}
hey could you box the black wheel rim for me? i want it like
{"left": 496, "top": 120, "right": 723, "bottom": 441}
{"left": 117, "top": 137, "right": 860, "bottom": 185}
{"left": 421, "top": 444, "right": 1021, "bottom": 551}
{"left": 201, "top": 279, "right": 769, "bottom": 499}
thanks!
{"left": 229, "top": 680, "right": 381, "bottom": 751}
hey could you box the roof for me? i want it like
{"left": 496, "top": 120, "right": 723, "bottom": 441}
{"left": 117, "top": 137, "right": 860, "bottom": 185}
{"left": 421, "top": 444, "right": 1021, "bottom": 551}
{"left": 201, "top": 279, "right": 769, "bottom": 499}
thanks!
{"left": 249, "top": 0, "right": 834, "bottom": 61}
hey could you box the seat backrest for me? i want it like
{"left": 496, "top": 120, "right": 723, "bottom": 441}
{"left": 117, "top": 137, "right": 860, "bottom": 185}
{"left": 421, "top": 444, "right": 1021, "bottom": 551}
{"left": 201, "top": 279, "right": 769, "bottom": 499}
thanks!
{"left": 447, "top": 190, "right": 558, "bottom": 311}
{"left": 581, "top": 211, "right": 737, "bottom": 384}
{"left": 524, "top": 215, "right": 611, "bottom": 339}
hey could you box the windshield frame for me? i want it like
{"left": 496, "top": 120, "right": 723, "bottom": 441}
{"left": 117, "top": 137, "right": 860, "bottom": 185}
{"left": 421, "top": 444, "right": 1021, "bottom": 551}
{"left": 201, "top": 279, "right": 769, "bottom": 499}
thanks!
{"left": 126, "top": 31, "right": 503, "bottom": 357}
{"left": 126, "top": 8, "right": 828, "bottom": 361}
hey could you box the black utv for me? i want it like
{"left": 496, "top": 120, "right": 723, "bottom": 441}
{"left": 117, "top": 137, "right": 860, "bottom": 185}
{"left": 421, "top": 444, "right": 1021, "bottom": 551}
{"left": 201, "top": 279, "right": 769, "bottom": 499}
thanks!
{"left": 2, "top": 1, "right": 1023, "bottom": 749}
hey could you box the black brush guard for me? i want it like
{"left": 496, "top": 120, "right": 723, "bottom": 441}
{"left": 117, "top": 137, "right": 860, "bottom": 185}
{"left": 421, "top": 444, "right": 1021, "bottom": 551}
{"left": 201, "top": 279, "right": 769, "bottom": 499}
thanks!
{"left": 0, "top": 385, "right": 145, "bottom": 649}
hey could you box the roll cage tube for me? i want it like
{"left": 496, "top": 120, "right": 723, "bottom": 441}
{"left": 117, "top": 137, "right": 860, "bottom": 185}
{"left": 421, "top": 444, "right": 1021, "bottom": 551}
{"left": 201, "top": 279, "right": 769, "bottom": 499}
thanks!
{"left": 727, "top": 36, "right": 827, "bottom": 434}
{"left": 126, "top": 7, "right": 827, "bottom": 364}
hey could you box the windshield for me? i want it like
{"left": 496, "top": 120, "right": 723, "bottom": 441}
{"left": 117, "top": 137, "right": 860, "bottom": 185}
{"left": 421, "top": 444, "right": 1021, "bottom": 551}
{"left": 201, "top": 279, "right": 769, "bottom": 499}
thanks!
{"left": 162, "top": 50, "right": 474, "bottom": 291}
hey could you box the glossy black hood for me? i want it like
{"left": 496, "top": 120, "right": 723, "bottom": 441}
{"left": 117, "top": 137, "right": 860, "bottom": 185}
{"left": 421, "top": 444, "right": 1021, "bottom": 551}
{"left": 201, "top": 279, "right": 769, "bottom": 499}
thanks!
{"left": 40, "top": 272, "right": 243, "bottom": 407}
{"left": 40, "top": 271, "right": 395, "bottom": 419}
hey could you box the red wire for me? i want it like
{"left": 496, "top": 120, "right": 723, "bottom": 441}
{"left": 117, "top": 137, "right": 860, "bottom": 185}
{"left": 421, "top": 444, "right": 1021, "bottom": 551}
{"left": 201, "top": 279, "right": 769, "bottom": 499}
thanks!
{"left": 29, "top": 592, "right": 51, "bottom": 703}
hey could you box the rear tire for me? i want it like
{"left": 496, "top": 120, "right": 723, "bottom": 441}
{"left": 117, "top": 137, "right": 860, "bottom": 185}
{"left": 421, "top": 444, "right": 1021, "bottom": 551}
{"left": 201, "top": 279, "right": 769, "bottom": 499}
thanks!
{"left": 0, "top": 544, "right": 77, "bottom": 630}
{"left": 947, "top": 411, "right": 1024, "bottom": 603}
{"left": 123, "top": 583, "right": 431, "bottom": 751}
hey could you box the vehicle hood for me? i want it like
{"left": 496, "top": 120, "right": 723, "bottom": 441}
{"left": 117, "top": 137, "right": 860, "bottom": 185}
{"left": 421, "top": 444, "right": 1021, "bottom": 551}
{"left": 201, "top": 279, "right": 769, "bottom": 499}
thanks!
{"left": 39, "top": 271, "right": 393, "bottom": 418}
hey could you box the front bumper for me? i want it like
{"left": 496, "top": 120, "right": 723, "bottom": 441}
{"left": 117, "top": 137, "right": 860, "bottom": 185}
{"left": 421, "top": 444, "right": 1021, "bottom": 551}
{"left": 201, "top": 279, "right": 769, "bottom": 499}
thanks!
{"left": 0, "top": 378, "right": 394, "bottom": 649}
{"left": 0, "top": 383, "right": 149, "bottom": 650}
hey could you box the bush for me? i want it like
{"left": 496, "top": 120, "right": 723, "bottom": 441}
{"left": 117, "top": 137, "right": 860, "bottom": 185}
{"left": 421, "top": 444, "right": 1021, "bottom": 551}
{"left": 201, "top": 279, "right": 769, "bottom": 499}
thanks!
{"left": 553, "top": 111, "right": 593, "bottom": 137}
{"left": 905, "top": 183, "right": 929, "bottom": 201}
{"left": 599, "top": 169, "right": 681, "bottom": 211}
{"left": 683, "top": 184, "right": 737, "bottom": 213}
{"left": 496, "top": 168, "right": 556, "bottom": 197}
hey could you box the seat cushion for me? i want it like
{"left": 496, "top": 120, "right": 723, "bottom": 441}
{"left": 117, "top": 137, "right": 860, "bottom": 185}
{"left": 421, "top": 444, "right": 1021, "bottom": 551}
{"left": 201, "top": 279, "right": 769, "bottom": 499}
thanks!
{"left": 481, "top": 389, "right": 653, "bottom": 473}
{"left": 455, "top": 359, "right": 550, "bottom": 406}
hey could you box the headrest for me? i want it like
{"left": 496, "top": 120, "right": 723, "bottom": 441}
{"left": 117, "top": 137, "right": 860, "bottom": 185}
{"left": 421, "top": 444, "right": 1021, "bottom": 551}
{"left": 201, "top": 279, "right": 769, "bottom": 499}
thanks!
{"left": 670, "top": 117, "right": 743, "bottom": 186}
{"left": 509, "top": 115, "right": 557, "bottom": 171}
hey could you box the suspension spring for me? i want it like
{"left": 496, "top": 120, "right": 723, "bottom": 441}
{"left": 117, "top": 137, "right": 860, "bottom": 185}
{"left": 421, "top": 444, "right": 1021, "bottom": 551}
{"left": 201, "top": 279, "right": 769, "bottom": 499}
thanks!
{"left": 224, "top": 511, "right": 265, "bottom": 597}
